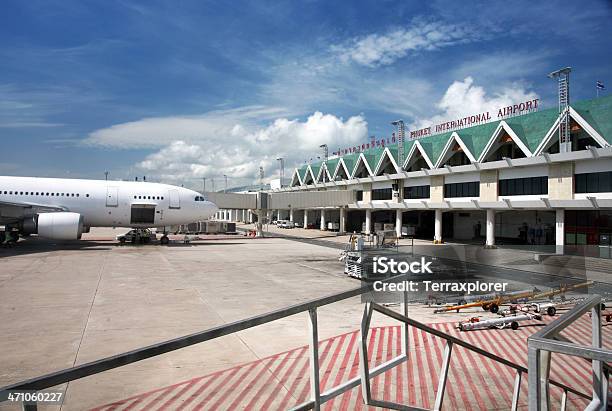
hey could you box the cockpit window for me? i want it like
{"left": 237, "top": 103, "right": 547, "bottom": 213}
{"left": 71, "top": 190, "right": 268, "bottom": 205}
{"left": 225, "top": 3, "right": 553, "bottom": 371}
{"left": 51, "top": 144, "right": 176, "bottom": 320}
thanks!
{"left": 194, "top": 196, "right": 206, "bottom": 201}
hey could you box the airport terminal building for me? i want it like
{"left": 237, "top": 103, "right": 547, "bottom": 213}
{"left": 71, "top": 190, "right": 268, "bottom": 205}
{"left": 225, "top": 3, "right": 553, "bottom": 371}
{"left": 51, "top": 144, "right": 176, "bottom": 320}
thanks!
{"left": 217, "top": 95, "right": 612, "bottom": 257}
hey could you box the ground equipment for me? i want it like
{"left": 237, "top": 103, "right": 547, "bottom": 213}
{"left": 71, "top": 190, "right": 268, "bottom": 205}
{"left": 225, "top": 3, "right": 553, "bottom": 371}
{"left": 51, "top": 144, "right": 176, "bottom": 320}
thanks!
{"left": 434, "top": 281, "right": 592, "bottom": 314}
{"left": 458, "top": 312, "right": 541, "bottom": 331}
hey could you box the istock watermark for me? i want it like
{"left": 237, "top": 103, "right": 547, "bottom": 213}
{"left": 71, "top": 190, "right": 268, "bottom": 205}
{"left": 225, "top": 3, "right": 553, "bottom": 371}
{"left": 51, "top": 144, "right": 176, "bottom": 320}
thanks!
{"left": 372, "top": 256, "right": 433, "bottom": 274}
{"left": 373, "top": 280, "right": 508, "bottom": 294}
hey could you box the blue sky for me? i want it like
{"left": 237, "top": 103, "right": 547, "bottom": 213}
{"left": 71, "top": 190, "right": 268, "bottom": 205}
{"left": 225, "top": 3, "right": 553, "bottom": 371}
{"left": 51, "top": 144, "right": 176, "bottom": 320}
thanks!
{"left": 1, "top": 0, "right": 611, "bottom": 188}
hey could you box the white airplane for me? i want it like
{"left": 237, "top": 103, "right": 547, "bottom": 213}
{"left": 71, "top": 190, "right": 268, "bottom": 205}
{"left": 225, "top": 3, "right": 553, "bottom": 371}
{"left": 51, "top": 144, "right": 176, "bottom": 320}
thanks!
{"left": 0, "top": 176, "right": 218, "bottom": 244}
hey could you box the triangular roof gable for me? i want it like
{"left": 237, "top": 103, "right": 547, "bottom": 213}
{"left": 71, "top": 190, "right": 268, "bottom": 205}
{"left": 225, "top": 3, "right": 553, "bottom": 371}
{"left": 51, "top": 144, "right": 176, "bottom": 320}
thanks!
{"left": 453, "top": 121, "right": 500, "bottom": 161}
{"left": 351, "top": 152, "right": 375, "bottom": 178}
{"left": 324, "top": 158, "right": 340, "bottom": 180}
{"left": 333, "top": 158, "right": 351, "bottom": 180}
{"left": 572, "top": 94, "right": 612, "bottom": 145}
{"left": 478, "top": 121, "right": 532, "bottom": 162}
{"left": 309, "top": 164, "right": 321, "bottom": 184}
{"left": 534, "top": 107, "right": 609, "bottom": 155}
{"left": 302, "top": 165, "right": 317, "bottom": 185}
{"left": 316, "top": 162, "right": 333, "bottom": 183}
{"left": 290, "top": 169, "right": 302, "bottom": 186}
{"left": 297, "top": 164, "right": 309, "bottom": 183}
{"left": 420, "top": 131, "right": 454, "bottom": 166}
{"left": 402, "top": 139, "right": 435, "bottom": 170}
{"left": 435, "top": 131, "right": 477, "bottom": 168}
{"left": 503, "top": 107, "right": 559, "bottom": 154}
{"left": 374, "top": 147, "right": 401, "bottom": 175}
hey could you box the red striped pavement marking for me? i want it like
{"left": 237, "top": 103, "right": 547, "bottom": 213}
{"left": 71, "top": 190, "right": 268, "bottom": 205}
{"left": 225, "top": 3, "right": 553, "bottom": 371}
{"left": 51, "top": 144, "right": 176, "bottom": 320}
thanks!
{"left": 91, "top": 314, "right": 609, "bottom": 411}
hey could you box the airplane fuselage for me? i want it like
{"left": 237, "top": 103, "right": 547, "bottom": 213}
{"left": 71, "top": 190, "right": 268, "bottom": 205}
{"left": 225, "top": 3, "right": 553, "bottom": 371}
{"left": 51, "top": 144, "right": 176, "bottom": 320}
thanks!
{"left": 0, "top": 176, "right": 218, "bottom": 229}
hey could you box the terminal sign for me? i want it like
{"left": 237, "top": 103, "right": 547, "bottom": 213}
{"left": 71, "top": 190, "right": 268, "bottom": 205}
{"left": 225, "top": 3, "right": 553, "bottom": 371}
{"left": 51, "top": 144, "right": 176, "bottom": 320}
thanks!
{"left": 409, "top": 98, "right": 540, "bottom": 140}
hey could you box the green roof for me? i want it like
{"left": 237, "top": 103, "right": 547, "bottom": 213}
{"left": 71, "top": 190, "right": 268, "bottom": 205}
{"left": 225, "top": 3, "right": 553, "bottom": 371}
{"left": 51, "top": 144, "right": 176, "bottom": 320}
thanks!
{"left": 456, "top": 121, "right": 501, "bottom": 160}
{"left": 573, "top": 95, "right": 612, "bottom": 144}
{"left": 310, "top": 164, "right": 321, "bottom": 180}
{"left": 400, "top": 139, "right": 416, "bottom": 166}
{"left": 324, "top": 157, "right": 340, "bottom": 177}
{"left": 361, "top": 146, "right": 386, "bottom": 173}
{"left": 418, "top": 131, "right": 454, "bottom": 165}
{"left": 341, "top": 152, "right": 359, "bottom": 175}
{"left": 504, "top": 107, "right": 559, "bottom": 154}
{"left": 297, "top": 164, "right": 309, "bottom": 182}
{"left": 290, "top": 95, "right": 612, "bottom": 183}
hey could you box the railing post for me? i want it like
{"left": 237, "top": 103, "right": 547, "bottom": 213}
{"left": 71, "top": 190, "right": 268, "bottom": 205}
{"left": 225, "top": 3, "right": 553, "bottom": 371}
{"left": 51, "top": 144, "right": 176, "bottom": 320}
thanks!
{"left": 308, "top": 308, "right": 321, "bottom": 411}
{"left": 528, "top": 346, "right": 551, "bottom": 411}
{"left": 358, "top": 303, "right": 373, "bottom": 404}
{"left": 511, "top": 370, "right": 522, "bottom": 411}
{"left": 591, "top": 303, "right": 605, "bottom": 409}
{"left": 402, "top": 288, "right": 409, "bottom": 358}
{"left": 560, "top": 390, "right": 567, "bottom": 411}
{"left": 433, "top": 340, "right": 453, "bottom": 411}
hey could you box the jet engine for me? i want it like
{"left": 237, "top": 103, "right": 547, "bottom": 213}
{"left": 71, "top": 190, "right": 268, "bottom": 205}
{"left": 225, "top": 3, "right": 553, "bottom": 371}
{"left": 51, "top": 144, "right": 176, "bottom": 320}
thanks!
{"left": 21, "top": 212, "right": 84, "bottom": 240}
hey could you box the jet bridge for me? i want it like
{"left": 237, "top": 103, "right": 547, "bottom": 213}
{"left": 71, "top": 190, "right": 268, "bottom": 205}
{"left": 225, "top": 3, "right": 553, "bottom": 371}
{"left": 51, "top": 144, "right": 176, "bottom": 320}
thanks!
{"left": 205, "top": 190, "right": 355, "bottom": 210}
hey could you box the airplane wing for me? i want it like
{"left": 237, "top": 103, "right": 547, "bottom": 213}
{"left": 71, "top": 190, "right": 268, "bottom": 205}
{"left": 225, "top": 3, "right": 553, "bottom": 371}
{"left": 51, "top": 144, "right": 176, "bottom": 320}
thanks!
{"left": 0, "top": 200, "right": 67, "bottom": 224}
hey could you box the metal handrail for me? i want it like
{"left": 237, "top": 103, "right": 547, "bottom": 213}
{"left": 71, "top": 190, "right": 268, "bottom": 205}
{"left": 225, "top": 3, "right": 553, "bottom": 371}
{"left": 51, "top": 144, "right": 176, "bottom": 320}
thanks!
{"left": 0, "top": 273, "right": 592, "bottom": 410}
{"left": 528, "top": 295, "right": 611, "bottom": 411}
{"left": 373, "top": 303, "right": 590, "bottom": 400}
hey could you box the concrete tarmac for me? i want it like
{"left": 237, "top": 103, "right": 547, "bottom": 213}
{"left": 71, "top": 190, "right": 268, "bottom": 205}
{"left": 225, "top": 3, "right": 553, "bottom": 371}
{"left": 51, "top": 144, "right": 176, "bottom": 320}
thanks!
{"left": 0, "top": 227, "right": 607, "bottom": 410}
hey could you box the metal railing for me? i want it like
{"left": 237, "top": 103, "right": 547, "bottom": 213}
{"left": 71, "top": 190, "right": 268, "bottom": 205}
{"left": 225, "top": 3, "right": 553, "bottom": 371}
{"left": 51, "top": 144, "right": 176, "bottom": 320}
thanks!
{"left": 528, "top": 295, "right": 611, "bottom": 411}
{"left": 0, "top": 274, "right": 591, "bottom": 411}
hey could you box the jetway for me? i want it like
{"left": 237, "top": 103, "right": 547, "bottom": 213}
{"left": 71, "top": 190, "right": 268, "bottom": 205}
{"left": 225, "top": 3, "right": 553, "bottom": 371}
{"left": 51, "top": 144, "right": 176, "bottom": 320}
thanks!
{"left": 205, "top": 190, "right": 355, "bottom": 210}
{"left": 205, "top": 192, "right": 257, "bottom": 210}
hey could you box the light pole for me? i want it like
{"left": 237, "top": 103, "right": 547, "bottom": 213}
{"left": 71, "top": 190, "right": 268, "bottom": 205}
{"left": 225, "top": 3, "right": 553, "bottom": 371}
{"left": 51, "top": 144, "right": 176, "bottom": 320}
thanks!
{"left": 548, "top": 67, "right": 572, "bottom": 153}
{"left": 104, "top": 171, "right": 109, "bottom": 181}
{"left": 202, "top": 177, "right": 206, "bottom": 194}
{"left": 276, "top": 157, "right": 284, "bottom": 188}
{"left": 319, "top": 144, "right": 328, "bottom": 182}
{"left": 223, "top": 175, "right": 228, "bottom": 193}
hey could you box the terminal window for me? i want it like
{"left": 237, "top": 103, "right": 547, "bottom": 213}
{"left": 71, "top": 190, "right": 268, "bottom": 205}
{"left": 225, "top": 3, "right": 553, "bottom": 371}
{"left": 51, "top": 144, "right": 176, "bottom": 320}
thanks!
{"left": 355, "top": 190, "right": 363, "bottom": 201}
{"left": 499, "top": 176, "right": 548, "bottom": 196}
{"left": 371, "top": 188, "right": 393, "bottom": 200}
{"left": 575, "top": 171, "right": 612, "bottom": 193}
{"left": 403, "top": 185, "right": 430, "bottom": 199}
{"left": 444, "top": 181, "right": 479, "bottom": 198}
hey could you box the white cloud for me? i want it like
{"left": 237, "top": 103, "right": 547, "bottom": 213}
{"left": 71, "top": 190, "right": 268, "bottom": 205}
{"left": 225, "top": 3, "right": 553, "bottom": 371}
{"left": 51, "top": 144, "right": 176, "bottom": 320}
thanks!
{"left": 88, "top": 109, "right": 368, "bottom": 184}
{"left": 410, "top": 77, "right": 539, "bottom": 130}
{"left": 333, "top": 21, "right": 480, "bottom": 67}
{"left": 85, "top": 105, "right": 290, "bottom": 149}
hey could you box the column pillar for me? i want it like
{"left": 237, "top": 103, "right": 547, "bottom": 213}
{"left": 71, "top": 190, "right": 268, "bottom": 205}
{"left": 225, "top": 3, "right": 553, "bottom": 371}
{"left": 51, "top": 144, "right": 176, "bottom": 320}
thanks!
{"left": 434, "top": 209, "right": 443, "bottom": 243}
{"left": 277, "top": 209, "right": 281, "bottom": 221}
{"left": 289, "top": 208, "right": 294, "bottom": 223}
{"left": 365, "top": 209, "right": 372, "bottom": 234}
{"left": 395, "top": 209, "right": 403, "bottom": 238}
{"left": 303, "top": 210, "right": 309, "bottom": 229}
{"left": 320, "top": 209, "right": 326, "bottom": 230}
{"left": 556, "top": 208, "right": 565, "bottom": 255}
{"left": 486, "top": 209, "right": 496, "bottom": 248}
{"left": 267, "top": 210, "right": 272, "bottom": 223}
{"left": 339, "top": 207, "right": 346, "bottom": 234}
